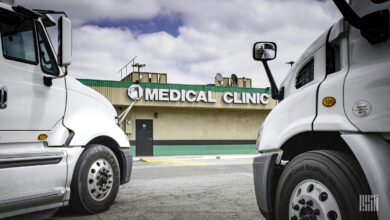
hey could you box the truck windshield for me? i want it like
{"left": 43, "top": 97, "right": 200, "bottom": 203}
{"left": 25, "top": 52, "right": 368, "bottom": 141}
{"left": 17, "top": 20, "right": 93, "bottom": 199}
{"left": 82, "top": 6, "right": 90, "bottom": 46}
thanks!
{"left": 0, "top": 9, "right": 37, "bottom": 64}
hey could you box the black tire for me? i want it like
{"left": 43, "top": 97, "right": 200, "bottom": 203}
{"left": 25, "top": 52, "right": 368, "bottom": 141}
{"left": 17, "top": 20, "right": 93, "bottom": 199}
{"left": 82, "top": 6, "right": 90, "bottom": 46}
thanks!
{"left": 275, "top": 150, "right": 377, "bottom": 220}
{"left": 70, "top": 144, "right": 120, "bottom": 214}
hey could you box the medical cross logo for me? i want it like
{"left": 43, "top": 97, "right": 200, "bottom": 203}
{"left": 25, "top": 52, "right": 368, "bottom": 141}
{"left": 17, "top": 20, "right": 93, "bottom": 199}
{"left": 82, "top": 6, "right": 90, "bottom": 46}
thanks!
{"left": 359, "top": 195, "right": 379, "bottom": 212}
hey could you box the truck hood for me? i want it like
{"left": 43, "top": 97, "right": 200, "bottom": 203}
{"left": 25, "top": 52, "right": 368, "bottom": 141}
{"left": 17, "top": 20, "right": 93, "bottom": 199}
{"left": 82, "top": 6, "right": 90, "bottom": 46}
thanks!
{"left": 65, "top": 77, "right": 117, "bottom": 116}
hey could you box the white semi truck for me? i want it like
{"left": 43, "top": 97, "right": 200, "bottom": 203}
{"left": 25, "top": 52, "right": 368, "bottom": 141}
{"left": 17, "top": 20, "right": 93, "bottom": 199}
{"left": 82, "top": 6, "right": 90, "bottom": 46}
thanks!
{"left": 0, "top": 0, "right": 133, "bottom": 218}
{"left": 252, "top": 0, "right": 389, "bottom": 220}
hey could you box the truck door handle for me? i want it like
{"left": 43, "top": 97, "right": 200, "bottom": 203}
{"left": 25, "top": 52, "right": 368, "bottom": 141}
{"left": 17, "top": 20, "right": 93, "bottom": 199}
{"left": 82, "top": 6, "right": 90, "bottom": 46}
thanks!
{"left": 0, "top": 86, "right": 7, "bottom": 109}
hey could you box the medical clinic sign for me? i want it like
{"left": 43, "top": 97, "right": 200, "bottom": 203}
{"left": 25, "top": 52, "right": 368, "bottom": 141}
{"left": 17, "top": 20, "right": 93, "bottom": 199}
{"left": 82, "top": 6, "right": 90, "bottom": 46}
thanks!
{"left": 142, "top": 88, "right": 270, "bottom": 105}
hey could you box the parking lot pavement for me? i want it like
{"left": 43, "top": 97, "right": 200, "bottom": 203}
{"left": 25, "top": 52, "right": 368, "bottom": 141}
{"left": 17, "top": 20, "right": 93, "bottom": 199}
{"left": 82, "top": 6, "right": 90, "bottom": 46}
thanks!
{"left": 53, "top": 155, "right": 265, "bottom": 220}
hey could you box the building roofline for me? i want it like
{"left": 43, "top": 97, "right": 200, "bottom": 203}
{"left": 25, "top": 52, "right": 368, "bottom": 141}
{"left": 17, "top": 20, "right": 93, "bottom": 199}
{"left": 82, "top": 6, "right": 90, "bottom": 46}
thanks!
{"left": 78, "top": 79, "right": 271, "bottom": 94}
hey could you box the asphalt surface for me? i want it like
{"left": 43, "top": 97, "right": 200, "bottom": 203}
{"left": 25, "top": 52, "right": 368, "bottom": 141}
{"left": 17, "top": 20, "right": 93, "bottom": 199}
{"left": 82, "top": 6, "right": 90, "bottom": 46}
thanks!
{"left": 53, "top": 156, "right": 265, "bottom": 220}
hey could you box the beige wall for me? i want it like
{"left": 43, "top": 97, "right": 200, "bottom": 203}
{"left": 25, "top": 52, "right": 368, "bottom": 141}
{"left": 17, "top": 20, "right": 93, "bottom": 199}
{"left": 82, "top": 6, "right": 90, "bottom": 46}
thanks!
{"left": 119, "top": 107, "right": 270, "bottom": 141}
{"left": 89, "top": 85, "right": 272, "bottom": 142}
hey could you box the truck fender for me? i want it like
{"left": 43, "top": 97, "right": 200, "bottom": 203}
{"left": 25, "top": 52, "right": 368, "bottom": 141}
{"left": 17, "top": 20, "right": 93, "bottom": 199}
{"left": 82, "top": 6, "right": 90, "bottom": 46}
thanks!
{"left": 63, "top": 89, "right": 129, "bottom": 148}
{"left": 341, "top": 133, "right": 390, "bottom": 220}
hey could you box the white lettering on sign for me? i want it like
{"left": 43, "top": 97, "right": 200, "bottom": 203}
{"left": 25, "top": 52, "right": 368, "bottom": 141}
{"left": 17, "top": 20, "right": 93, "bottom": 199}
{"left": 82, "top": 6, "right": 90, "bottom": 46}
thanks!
{"left": 208, "top": 91, "right": 216, "bottom": 103}
{"left": 181, "top": 90, "right": 186, "bottom": 102}
{"left": 223, "top": 92, "right": 233, "bottom": 104}
{"left": 145, "top": 88, "right": 158, "bottom": 101}
{"left": 233, "top": 92, "right": 242, "bottom": 104}
{"left": 142, "top": 88, "right": 269, "bottom": 105}
{"left": 186, "top": 90, "right": 196, "bottom": 102}
{"left": 260, "top": 93, "right": 270, "bottom": 104}
{"left": 170, "top": 89, "right": 181, "bottom": 101}
{"left": 246, "top": 93, "right": 256, "bottom": 104}
{"left": 159, "top": 89, "right": 169, "bottom": 101}
{"left": 196, "top": 91, "right": 207, "bottom": 102}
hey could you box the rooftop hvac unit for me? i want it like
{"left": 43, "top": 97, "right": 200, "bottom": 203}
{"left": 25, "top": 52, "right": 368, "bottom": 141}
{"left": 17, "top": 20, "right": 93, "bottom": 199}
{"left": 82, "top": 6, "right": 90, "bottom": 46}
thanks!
{"left": 141, "top": 72, "right": 150, "bottom": 83}
{"left": 151, "top": 73, "right": 158, "bottom": 83}
{"left": 159, "top": 74, "right": 167, "bottom": 83}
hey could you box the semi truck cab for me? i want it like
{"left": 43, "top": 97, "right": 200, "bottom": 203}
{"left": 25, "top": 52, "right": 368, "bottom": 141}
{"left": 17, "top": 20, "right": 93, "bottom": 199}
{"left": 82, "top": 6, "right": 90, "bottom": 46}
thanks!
{"left": 252, "top": 0, "right": 390, "bottom": 220}
{"left": 0, "top": 1, "right": 132, "bottom": 218}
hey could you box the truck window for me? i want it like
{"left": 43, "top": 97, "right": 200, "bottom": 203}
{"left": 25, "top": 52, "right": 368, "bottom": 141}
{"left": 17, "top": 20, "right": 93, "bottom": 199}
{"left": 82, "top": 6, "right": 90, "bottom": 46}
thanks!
{"left": 36, "top": 23, "right": 59, "bottom": 76}
{"left": 0, "top": 10, "right": 37, "bottom": 64}
{"left": 295, "top": 59, "right": 314, "bottom": 89}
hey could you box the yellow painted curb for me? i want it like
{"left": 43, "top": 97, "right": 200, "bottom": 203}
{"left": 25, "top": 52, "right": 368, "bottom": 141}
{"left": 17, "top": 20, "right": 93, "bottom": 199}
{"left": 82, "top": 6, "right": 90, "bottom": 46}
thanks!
{"left": 140, "top": 158, "right": 152, "bottom": 163}
{"left": 139, "top": 157, "right": 209, "bottom": 166}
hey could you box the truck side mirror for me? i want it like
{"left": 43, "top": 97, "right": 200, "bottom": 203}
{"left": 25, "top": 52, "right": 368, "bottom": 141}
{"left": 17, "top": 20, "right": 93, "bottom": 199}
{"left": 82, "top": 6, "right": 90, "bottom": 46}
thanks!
{"left": 252, "top": 41, "right": 283, "bottom": 100}
{"left": 57, "top": 16, "right": 72, "bottom": 67}
{"left": 253, "top": 42, "right": 277, "bottom": 61}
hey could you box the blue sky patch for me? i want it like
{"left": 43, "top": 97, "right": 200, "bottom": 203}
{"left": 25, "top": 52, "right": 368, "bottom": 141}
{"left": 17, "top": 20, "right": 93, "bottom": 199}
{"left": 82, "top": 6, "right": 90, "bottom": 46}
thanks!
{"left": 86, "top": 14, "right": 184, "bottom": 37}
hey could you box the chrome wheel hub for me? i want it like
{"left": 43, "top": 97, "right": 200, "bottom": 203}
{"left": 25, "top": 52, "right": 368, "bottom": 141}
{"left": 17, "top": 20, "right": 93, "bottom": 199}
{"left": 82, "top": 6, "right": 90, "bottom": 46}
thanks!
{"left": 87, "top": 159, "right": 113, "bottom": 201}
{"left": 289, "top": 179, "right": 341, "bottom": 220}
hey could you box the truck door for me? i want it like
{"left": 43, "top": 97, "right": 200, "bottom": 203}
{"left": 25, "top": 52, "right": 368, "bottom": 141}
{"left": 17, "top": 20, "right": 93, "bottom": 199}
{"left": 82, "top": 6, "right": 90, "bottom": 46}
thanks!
{"left": 0, "top": 10, "right": 67, "bottom": 214}
{"left": 343, "top": 1, "right": 390, "bottom": 132}
{"left": 0, "top": 14, "right": 66, "bottom": 130}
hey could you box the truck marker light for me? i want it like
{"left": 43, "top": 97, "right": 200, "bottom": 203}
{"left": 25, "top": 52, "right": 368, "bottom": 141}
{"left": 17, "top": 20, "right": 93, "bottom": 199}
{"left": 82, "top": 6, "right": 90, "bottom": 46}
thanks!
{"left": 322, "top": 97, "right": 336, "bottom": 107}
{"left": 353, "top": 101, "right": 372, "bottom": 117}
{"left": 38, "top": 134, "right": 48, "bottom": 140}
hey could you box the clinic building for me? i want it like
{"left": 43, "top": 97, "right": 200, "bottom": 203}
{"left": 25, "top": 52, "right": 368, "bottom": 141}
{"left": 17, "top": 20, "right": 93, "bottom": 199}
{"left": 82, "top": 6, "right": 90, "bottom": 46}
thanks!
{"left": 78, "top": 72, "right": 275, "bottom": 156}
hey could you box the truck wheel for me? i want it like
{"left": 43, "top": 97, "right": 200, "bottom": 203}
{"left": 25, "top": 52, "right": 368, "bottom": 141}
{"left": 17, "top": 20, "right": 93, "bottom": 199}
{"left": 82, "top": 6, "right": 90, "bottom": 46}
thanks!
{"left": 275, "top": 150, "right": 377, "bottom": 220}
{"left": 70, "top": 144, "right": 120, "bottom": 214}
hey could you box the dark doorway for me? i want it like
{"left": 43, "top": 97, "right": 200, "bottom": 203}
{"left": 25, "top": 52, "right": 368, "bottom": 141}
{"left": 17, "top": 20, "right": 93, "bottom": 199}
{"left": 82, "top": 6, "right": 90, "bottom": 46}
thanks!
{"left": 136, "top": 120, "right": 153, "bottom": 156}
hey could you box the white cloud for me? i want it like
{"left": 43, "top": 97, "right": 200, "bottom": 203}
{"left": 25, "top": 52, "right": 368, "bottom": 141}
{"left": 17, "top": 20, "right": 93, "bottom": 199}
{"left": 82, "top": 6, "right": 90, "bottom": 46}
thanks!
{"left": 17, "top": 0, "right": 342, "bottom": 88}
{"left": 19, "top": 0, "right": 163, "bottom": 26}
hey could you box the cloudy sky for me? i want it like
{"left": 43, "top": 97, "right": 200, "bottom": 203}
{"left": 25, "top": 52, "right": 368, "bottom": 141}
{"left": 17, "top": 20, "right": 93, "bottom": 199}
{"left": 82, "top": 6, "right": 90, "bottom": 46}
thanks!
{"left": 18, "top": 0, "right": 341, "bottom": 88}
